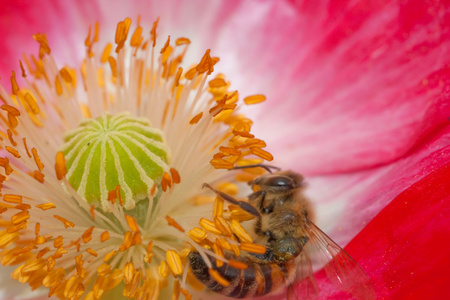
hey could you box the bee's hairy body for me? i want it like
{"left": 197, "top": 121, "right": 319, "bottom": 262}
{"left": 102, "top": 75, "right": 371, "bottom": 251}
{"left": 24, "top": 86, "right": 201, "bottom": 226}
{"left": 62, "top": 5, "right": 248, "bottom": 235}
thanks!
{"left": 189, "top": 251, "right": 296, "bottom": 298}
{"left": 189, "top": 169, "right": 312, "bottom": 298}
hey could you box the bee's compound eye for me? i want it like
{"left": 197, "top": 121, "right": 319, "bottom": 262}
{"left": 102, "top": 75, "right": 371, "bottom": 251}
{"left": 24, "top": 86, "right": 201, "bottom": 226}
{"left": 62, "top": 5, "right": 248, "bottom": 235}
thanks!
{"left": 266, "top": 176, "right": 293, "bottom": 188}
{"left": 272, "top": 237, "right": 303, "bottom": 262}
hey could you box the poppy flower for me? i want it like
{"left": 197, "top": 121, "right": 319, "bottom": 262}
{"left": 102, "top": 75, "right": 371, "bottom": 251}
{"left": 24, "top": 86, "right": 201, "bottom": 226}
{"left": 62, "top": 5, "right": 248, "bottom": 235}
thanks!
{"left": 0, "top": 1, "right": 450, "bottom": 300}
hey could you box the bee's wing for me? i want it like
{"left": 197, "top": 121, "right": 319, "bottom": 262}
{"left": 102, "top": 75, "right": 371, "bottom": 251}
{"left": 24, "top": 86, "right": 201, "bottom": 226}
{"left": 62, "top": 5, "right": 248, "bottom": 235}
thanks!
{"left": 288, "top": 220, "right": 375, "bottom": 300}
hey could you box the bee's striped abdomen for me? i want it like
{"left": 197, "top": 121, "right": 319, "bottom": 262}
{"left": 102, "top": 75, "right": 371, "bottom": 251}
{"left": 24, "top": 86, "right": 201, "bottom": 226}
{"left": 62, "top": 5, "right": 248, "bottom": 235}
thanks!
{"left": 188, "top": 251, "right": 295, "bottom": 298}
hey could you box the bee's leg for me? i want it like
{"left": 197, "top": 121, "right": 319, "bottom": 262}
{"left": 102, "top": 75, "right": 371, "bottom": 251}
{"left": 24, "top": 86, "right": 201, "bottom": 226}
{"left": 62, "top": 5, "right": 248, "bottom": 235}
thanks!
{"left": 202, "top": 183, "right": 261, "bottom": 217}
{"left": 248, "top": 190, "right": 266, "bottom": 211}
{"left": 248, "top": 247, "right": 275, "bottom": 263}
{"left": 231, "top": 164, "right": 280, "bottom": 173}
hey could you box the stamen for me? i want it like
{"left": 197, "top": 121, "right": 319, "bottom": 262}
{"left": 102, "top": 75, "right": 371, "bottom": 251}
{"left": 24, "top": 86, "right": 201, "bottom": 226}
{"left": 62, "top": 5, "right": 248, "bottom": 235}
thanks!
{"left": 244, "top": 94, "right": 266, "bottom": 105}
{"left": 240, "top": 242, "right": 266, "bottom": 254}
{"left": 166, "top": 215, "right": 185, "bottom": 232}
{"left": 228, "top": 259, "right": 248, "bottom": 270}
{"left": 188, "top": 227, "right": 207, "bottom": 243}
{"left": 6, "top": 129, "right": 17, "bottom": 146}
{"left": 213, "top": 196, "right": 224, "bottom": 218}
{"left": 208, "top": 269, "right": 230, "bottom": 287}
{"left": 230, "top": 219, "right": 253, "bottom": 242}
{"left": 212, "top": 241, "right": 225, "bottom": 268}
{"left": 181, "top": 288, "right": 192, "bottom": 300}
{"left": 172, "top": 279, "right": 181, "bottom": 300}
{"left": 35, "top": 203, "right": 56, "bottom": 211}
{"left": 214, "top": 216, "right": 232, "bottom": 236}
{"left": 31, "top": 148, "right": 44, "bottom": 171}
{"left": 250, "top": 147, "right": 274, "bottom": 161}
{"left": 82, "top": 227, "right": 94, "bottom": 243}
{"left": 123, "top": 262, "right": 134, "bottom": 284}
{"left": 54, "top": 152, "right": 67, "bottom": 180}
{"left": 125, "top": 215, "right": 139, "bottom": 232}
{"left": 159, "top": 260, "right": 170, "bottom": 278}
{"left": 53, "top": 236, "right": 63, "bottom": 248}
{"left": 104, "top": 250, "right": 116, "bottom": 262}
{"left": 3, "top": 195, "right": 22, "bottom": 204}
{"left": 32, "top": 171, "right": 45, "bottom": 183}
{"left": 86, "top": 248, "right": 98, "bottom": 257}
{"left": 199, "top": 218, "right": 222, "bottom": 235}
{"left": 166, "top": 250, "right": 183, "bottom": 276}
{"left": 189, "top": 112, "right": 203, "bottom": 125}
{"left": 53, "top": 215, "right": 75, "bottom": 228}
{"left": 10, "top": 71, "right": 19, "bottom": 95}
{"left": 22, "top": 138, "right": 32, "bottom": 158}
{"left": 100, "top": 231, "right": 110, "bottom": 242}
{"left": 170, "top": 168, "right": 181, "bottom": 184}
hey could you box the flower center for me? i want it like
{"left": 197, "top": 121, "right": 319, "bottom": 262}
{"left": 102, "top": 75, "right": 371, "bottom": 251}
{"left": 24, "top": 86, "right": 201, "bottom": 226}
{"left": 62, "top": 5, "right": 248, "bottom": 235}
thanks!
{"left": 0, "top": 18, "right": 273, "bottom": 300}
{"left": 61, "top": 112, "right": 170, "bottom": 211}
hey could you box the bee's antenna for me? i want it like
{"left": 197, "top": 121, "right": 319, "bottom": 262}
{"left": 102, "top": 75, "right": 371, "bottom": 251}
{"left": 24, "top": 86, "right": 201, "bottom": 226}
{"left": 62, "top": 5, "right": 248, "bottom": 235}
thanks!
{"left": 202, "top": 183, "right": 261, "bottom": 217}
{"left": 231, "top": 164, "right": 280, "bottom": 173}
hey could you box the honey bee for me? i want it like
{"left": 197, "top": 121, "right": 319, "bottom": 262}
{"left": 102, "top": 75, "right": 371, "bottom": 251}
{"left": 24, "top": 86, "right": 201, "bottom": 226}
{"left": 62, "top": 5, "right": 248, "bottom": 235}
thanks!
{"left": 188, "top": 165, "right": 375, "bottom": 299}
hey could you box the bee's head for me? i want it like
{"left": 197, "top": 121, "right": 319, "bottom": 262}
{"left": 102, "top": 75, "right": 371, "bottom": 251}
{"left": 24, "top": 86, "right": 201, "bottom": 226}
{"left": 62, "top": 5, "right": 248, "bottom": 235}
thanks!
{"left": 250, "top": 171, "right": 305, "bottom": 192}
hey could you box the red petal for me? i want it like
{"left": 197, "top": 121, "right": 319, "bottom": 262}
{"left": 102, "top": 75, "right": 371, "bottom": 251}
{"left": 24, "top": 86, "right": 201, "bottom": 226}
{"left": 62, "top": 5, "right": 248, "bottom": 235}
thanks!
{"left": 345, "top": 161, "right": 450, "bottom": 299}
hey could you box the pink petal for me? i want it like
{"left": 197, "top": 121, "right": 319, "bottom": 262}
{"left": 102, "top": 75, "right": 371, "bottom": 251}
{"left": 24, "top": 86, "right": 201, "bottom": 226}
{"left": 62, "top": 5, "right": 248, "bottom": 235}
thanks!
{"left": 212, "top": 0, "right": 450, "bottom": 174}
{"left": 308, "top": 124, "right": 450, "bottom": 247}
{"left": 0, "top": 0, "right": 105, "bottom": 81}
